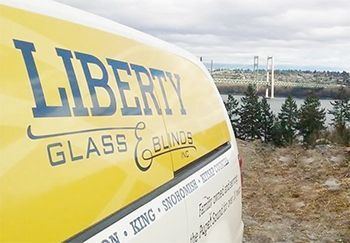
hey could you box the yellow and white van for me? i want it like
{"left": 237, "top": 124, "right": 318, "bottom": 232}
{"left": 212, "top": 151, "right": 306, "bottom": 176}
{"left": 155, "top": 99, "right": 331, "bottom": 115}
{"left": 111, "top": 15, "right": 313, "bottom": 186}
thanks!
{"left": 0, "top": 1, "right": 243, "bottom": 242}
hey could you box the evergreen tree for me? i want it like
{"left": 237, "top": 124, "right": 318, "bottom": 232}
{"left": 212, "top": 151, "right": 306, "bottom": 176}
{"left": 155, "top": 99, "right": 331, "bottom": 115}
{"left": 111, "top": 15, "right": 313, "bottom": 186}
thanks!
{"left": 278, "top": 95, "right": 299, "bottom": 145}
{"left": 271, "top": 118, "right": 284, "bottom": 146}
{"left": 224, "top": 94, "right": 240, "bottom": 136}
{"left": 329, "top": 87, "right": 350, "bottom": 126}
{"left": 238, "top": 85, "right": 261, "bottom": 140}
{"left": 329, "top": 87, "right": 350, "bottom": 145}
{"left": 347, "top": 102, "right": 350, "bottom": 124}
{"left": 260, "top": 97, "right": 274, "bottom": 143}
{"left": 298, "top": 95, "right": 326, "bottom": 145}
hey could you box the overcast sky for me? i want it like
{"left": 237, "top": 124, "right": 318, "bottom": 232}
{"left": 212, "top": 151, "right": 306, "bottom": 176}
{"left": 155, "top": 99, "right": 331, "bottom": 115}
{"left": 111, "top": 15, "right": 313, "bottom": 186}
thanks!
{"left": 55, "top": 0, "right": 350, "bottom": 71}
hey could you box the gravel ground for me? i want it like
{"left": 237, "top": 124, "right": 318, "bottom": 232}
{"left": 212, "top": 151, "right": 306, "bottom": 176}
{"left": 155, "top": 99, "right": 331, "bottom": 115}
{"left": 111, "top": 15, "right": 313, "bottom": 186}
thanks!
{"left": 238, "top": 140, "right": 350, "bottom": 242}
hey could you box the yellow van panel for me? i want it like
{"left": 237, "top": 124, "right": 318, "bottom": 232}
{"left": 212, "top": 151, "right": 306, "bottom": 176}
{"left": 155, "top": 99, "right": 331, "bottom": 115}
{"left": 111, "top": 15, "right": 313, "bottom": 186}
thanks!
{"left": 0, "top": 4, "right": 230, "bottom": 242}
{"left": 0, "top": 6, "right": 174, "bottom": 242}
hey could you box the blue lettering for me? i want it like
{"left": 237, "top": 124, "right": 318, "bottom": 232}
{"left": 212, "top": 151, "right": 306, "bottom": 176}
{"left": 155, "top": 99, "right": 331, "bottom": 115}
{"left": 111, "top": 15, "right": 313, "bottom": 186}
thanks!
{"left": 107, "top": 59, "right": 142, "bottom": 116}
{"left": 166, "top": 72, "right": 186, "bottom": 115}
{"left": 56, "top": 48, "right": 89, "bottom": 116}
{"left": 150, "top": 68, "right": 172, "bottom": 115}
{"left": 130, "top": 64, "right": 162, "bottom": 115}
{"left": 13, "top": 39, "right": 71, "bottom": 117}
{"left": 47, "top": 143, "right": 66, "bottom": 166}
{"left": 75, "top": 52, "right": 116, "bottom": 116}
{"left": 116, "top": 134, "right": 127, "bottom": 152}
{"left": 86, "top": 137, "right": 101, "bottom": 158}
{"left": 67, "top": 140, "right": 83, "bottom": 161}
{"left": 14, "top": 41, "right": 187, "bottom": 119}
{"left": 102, "top": 135, "right": 114, "bottom": 154}
{"left": 130, "top": 209, "right": 156, "bottom": 235}
{"left": 108, "top": 232, "right": 120, "bottom": 243}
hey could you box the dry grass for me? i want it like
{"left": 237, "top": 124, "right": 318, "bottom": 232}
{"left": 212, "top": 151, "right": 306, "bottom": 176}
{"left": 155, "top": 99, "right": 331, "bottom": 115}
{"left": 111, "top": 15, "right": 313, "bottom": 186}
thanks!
{"left": 238, "top": 139, "right": 350, "bottom": 242}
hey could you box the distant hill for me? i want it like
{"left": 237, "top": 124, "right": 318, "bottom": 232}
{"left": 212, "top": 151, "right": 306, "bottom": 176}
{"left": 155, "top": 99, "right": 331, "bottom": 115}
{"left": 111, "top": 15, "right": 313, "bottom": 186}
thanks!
{"left": 213, "top": 69, "right": 350, "bottom": 98}
{"left": 211, "top": 69, "right": 350, "bottom": 86}
{"left": 203, "top": 62, "right": 348, "bottom": 72}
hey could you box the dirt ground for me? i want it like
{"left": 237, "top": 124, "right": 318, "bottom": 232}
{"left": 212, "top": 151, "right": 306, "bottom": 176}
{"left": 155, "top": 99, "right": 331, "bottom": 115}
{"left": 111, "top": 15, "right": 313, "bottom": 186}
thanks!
{"left": 238, "top": 139, "right": 350, "bottom": 242}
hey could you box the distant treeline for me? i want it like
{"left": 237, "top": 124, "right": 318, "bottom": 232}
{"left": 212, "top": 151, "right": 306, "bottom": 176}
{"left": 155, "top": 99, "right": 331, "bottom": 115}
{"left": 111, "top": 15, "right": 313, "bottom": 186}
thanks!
{"left": 212, "top": 69, "right": 350, "bottom": 86}
{"left": 217, "top": 84, "right": 350, "bottom": 99}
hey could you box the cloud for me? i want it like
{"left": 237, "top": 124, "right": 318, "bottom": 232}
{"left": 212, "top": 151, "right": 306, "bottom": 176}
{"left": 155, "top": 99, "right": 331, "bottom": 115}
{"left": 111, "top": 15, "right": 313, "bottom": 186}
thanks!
{"left": 55, "top": 0, "right": 350, "bottom": 71}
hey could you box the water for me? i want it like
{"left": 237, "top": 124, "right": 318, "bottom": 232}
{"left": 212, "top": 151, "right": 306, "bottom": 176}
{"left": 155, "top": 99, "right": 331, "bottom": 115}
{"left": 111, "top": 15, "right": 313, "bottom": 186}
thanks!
{"left": 221, "top": 95, "right": 335, "bottom": 126}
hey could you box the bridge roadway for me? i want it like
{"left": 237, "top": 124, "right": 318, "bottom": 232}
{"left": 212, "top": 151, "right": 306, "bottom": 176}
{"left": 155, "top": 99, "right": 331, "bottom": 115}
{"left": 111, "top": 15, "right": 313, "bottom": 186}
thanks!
{"left": 213, "top": 76, "right": 340, "bottom": 89}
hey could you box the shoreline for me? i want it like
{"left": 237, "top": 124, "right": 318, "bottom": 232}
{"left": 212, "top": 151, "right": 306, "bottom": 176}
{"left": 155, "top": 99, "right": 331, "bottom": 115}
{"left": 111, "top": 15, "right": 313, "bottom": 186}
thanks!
{"left": 216, "top": 83, "right": 350, "bottom": 99}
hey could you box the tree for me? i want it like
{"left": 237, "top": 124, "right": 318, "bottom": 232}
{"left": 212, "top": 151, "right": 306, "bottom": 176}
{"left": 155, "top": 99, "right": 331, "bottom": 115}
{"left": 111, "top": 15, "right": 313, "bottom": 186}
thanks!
{"left": 278, "top": 95, "right": 299, "bottom": 145}
{"left": 298, "top": 95, "right": 326, "bottom": 146}
{"left": 329, "top": 87, "right": 350, "bottom": 126}
{"left": 260, "top": 97, "right": 274, "bottom": 143}
{"left": 341, "top": 71, "right": 350, "bottom": 85}
{"left": 238, "top": 85, "right": 261, "bottom": 140}
{"left": 329, "top": 87, "right": 350, "bottom": 145}
{"left": 224, "top": 94, "right": 240, "bottom": 136}
{"left": 271, "top": 118, "right": 285, "bottom": 146}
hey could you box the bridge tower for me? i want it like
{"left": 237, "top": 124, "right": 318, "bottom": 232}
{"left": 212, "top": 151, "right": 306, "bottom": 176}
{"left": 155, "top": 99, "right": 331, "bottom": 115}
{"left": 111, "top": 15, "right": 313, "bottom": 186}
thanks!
{"left": 266, "top": 56, "right": 275, "bottom": 98}
{"left": 253, "top": 56, "right": 259, "bottom": 82}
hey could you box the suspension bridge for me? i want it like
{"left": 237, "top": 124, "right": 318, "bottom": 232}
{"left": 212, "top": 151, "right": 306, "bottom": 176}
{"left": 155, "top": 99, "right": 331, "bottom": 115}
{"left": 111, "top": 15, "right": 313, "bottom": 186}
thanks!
{"left": 209, "top": 56, "right": 343, "bottom": 98}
